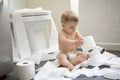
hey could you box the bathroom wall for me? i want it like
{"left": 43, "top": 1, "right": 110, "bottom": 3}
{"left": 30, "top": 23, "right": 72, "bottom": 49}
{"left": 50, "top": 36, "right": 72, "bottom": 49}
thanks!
{"left": 24, "top": 0, "right": 71, "bottom": 31}
{"left": 8, "top": 0, "right": 25, "bottom": 11}
{"left": 0, "top": 0, "right": 12, "bottom": 62}
{"left": 70, "top": 0, "right": 79, "bottom": 16}
{"left": 79, "top": 0, "right": 120, "bottom": 50}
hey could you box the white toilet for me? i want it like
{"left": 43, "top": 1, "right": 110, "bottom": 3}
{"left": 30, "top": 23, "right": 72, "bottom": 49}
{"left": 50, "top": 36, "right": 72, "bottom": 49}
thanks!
{"left": 11, "top": 8, "right": 58, "bottom": 63}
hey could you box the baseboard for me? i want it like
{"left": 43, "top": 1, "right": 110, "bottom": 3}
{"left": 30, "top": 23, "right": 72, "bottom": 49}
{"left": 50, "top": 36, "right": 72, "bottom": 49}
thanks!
{"left": 96, "top": 42, "right": 120, "bottom": 50}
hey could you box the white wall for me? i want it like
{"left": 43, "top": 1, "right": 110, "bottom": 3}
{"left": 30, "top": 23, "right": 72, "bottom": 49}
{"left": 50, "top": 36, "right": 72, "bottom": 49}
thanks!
{"left": 24, "top": 0, "right": 71, "bottom": 31}
{"left": 79, "top": 0, "right": 120, "bottom": 50}
{"left": 0, "top": 0, "right": 12, "bottom": 61}
{"left": 8, "top": 0, "right": 25, "bottom": 11}
{"left": 70, "top": 0, "right": 79, "bottom": 16}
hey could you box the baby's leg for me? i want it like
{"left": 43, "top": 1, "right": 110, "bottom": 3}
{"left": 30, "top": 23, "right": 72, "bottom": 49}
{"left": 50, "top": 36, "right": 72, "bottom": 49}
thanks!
{"left": 58, "top": 53, "right": 74, "bottom": 71}
{"left": 71, "top": 52, "right": 87, "bottom": 66}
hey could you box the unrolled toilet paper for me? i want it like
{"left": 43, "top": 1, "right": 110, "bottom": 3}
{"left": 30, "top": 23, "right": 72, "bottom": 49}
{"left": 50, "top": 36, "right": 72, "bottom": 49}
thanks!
{"left": 16, "top": 61, "right": 35, "bottom": 80}
{"left": 81, "top": 36, "right": 97, "bottom": 53}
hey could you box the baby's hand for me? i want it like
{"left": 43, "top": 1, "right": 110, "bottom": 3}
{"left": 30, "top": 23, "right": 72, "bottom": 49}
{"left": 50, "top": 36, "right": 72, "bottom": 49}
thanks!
{"left": 75, "top": 40, "right": 81, "bottom": 46}
{"left": 75, "top": 38, "right": 84, "bottom": 46}
{"left": 79, "top": 38, "right": 84, "bottom": 45}
{"left": 68, "top": 64, "right": 74, "bottom": 71}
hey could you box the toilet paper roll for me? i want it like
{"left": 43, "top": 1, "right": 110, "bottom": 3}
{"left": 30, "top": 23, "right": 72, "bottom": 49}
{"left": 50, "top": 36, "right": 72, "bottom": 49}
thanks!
{"left": 88, "top": 49, "right": 101, "bottom": 58}
{"left": 81, "top": 36, "right": 97, "bottom": 53}
{"left": 16, "top": 61, "right": 35, "bottom": 80}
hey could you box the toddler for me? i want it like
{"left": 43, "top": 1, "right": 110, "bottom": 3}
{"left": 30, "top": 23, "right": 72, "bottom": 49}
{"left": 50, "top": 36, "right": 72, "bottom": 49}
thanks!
{"left": 58, "top": 10, "right": 87, "bottom": 71}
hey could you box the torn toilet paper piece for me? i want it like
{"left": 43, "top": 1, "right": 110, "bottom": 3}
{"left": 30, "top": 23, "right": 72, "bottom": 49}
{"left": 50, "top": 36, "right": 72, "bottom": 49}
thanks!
{"left": 104, "top": 57, "right": 120, "bottom": 69}
{"left": 100, "top": 68, "right": 120, "bottom": 79}
{"left": 103, "top": 69, "right": 120, "bottom": 79}
{"left": 81, "top": 51, "right": 117, "bottom": 67}
{"left": 34, "top": 61, "right": 59, "bottom": 80}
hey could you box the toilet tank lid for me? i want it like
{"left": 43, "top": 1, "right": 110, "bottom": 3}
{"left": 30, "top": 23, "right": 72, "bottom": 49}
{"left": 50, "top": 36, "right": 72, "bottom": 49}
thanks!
{"left": 10, "top": 8, "right": 51, "bottom": 17}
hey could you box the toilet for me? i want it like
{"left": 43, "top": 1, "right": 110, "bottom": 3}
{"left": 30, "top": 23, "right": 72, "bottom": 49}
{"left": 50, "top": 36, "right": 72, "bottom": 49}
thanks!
{"left": 11, "top": 8, "right": 58, "bottom": 63}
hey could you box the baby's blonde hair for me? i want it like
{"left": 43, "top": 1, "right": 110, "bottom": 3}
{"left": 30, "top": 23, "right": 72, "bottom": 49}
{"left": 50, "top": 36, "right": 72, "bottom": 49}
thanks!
{"left": 61, "top": 10, "right": 79, "bottom": 23}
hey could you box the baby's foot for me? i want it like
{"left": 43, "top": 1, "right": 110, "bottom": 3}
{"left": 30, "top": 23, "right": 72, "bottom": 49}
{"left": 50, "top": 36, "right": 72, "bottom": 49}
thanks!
{"left": 68, "top": 64, "right": 74, "bottom": 71}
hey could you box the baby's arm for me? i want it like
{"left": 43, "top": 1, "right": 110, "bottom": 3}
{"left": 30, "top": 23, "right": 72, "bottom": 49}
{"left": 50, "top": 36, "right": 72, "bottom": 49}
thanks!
{"left": 59, "top": 31, "right": 78, "bottom": 46}
{"left": 75, "top": 30, "right": 84, "bottom": 45}
{"left": 75, "top": 30, "right": 83, "bottom": 39}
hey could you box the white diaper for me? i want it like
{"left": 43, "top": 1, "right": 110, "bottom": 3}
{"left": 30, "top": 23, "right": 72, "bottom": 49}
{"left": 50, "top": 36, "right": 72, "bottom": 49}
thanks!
{"left": 68, "top": 53, "right": 76, "bottom": 61}
{"left": 59, "top": 50, "right": 76, "bottom": 60}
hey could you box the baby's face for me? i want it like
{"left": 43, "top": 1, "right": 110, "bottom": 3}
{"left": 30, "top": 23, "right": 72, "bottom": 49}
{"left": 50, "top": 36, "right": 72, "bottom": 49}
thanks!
{"left": 63, "top": 21, "right": 78, "bottom": 34}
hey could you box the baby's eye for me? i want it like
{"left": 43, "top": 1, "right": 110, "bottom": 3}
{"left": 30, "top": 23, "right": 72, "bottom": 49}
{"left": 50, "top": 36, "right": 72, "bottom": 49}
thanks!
{"left": 70, "top": 26, "right": 76, "bottom": 29}
{"left": 70, "top": 27, "right": 74, "bottom": 29}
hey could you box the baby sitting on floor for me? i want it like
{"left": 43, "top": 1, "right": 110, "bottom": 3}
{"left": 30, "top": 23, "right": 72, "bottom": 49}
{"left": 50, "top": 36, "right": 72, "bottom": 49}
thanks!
{"left": 57, "top": 10, "right": 87, "bottom": 71}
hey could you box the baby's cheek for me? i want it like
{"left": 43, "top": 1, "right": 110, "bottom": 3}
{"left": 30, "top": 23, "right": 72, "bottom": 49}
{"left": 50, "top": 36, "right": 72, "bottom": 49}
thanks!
{"left": 81, "top": 40, "right": 84, "bottom": 44}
